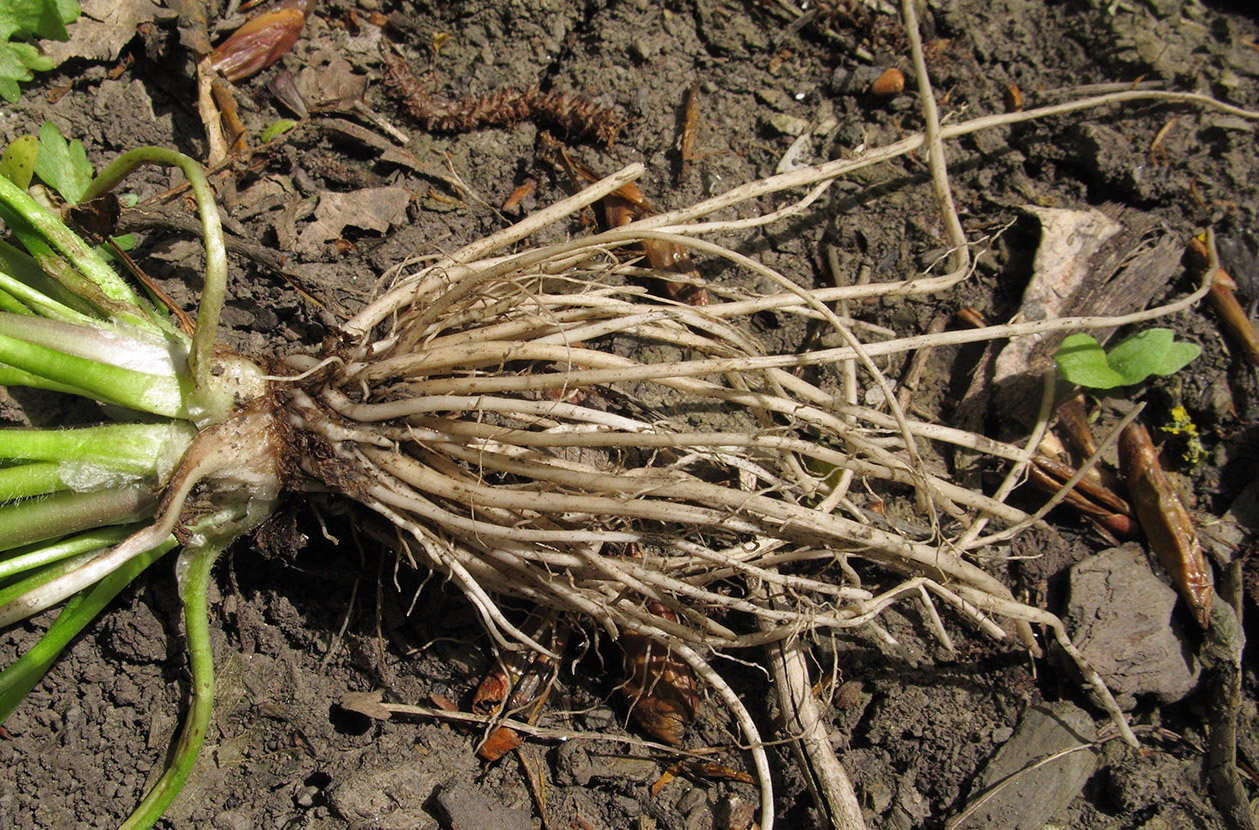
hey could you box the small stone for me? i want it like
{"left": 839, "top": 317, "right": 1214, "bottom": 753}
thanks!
{"left": 580, "top": 704, "right": 618, "bottom": 732}
{"left": 1066, "top": 543, "right": 1200, "bottom": 707}
{"left": 896, "top": 783, "right": 930, "bottom": 823}
{"left": 715, "top": 794, "right": 757, "bottom": 830}
{"left": 293, "top": 785, "right": 319, "bottom": 808}
{"left": 588, "top": 753, "right": 659, "bottom": 783}
{"left": 628, "top": 38, "right": 658, "bottom": 63}
{"left": 559, "top": 745, "right": 663, "bottom": 787}
{"left": 212, "top": 810, "right": 253, "bottom": 830}
{"left": 957, "top": 702, "right": 1098, "bottom": 830}
{"left": 830, "top": 65, "right": 883, "bottom": 95}
{"left": 434, "top": 781, "right": 532, "bottom": 830}
{"left": 326, "top": 762, "right": 446, "bottom": 829}
{"left": 864, "top": 777, "right": 894, "bottom": 813}
{"left": 554, "top": 741, "right": 593, "bottom": 786}
{"left": 677, "top": 786, "right": 708, "bottom": 814}
{"left": 768, "top": 113, "right": 809, "bottom": 136}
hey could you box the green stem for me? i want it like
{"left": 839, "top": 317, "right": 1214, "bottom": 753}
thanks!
{"left": 0, "top": 285, "right": 30, "bottom": 314}
{"left": 0, "top": 551, "right": 97, "bottom": 606}
{"left": 0, "top": 238, "right": 100, "bottom": 320}
{"left": 0, "top": 461, "right": 70, "bottom": 500}
{"left": 0, "top": 362, "right": 107, "bottom": 396}
{"left": 0, "top": 525, "right": 138, "bottom": 581}
{"left": 0, "top": 310, "right": 184, "bottom": 374}
{"left": 0, "top": 536, "right": 174, "bottom": 724}
{"left": 82, "top": 148, "right": 227, "bottom": 395}
{"left": 0, "top": 176, "right": 149, "bottom": 318}
{"left": 0, "top": 421, "right": 196, "bottom": 476}
{"left": 119, "top": 542, "right": 222, "bottom": 830}
{"left": 0, "top": 331, "right": 189, "bottom": 418}
{"left": 0, "top": 484, "right": 156, "bottom": 552}
{"left": 0, "top": 267, "right": 98, "bottom": 324}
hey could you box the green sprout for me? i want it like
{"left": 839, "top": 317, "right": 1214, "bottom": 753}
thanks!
{"left": 1054, "top": 328, "right": 1201, "bottom": 390}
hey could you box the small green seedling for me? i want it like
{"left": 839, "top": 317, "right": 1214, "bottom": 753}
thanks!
{"left": 1055, "top": 328, "right": 1201, "bottom": 390}
{"left": 34, "top": 119, "right": 93, "bottom": 203}
{"left": 260, "top": 118, "right": 298, "bottom": 143}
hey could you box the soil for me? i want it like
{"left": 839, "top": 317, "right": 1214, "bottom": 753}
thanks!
{"left": 2, "top": 0, "right": 1259, "bottom": 828}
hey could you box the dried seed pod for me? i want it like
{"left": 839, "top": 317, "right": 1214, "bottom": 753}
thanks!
{"left": 211, "top": 0, "right": 315, "bottom": 83}
{"left": 619, "top": 602, "right": 698, "bottom": 745}
{"left": 601, "top": 181, "right": 710, "bottom": 305}
{"left": 268, "top": 69, "right": 309, "bottom": 119}
{"left": 1004, "top": 84, "right": 1024, "bottom": 112}
{"left": 471, "top": 617, "right": 568, "bottom": 761}
{"left": 477, "top": 725, "right": 524, "bottom": 761}
{"left": 870, "top": 67, "right": 905, "bottom": 96}
{"left": 1188, "top": 235, "right": 1259, "bottom": 366}
{"left": 472, "top": 622, "right": 567, "bottom": 717}
{"left": 1028, "top": 456, "right": 1133, "bottom": 537}
{"left": 1119, "top": 422, "right": 1213, "bottom": 629}
{"left": 501, "top": 178, "right": 536, "bottom": 213}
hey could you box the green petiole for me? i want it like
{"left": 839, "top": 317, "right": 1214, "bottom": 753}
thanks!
{"left": 0, "top": 525, "right": 140, "bottom": 582}
{"left": 0, "top": 461, "right": 72, "bottom": 500}
{"left": 0, "top": 484, "right": 157, "bottom": 552}
{"left": 0, "top": 550, "right": 99, "bottom": 607}
{"left": 0, "top": 421, "right": 196, "bottom": 476}
{"left": 0, "top": 363, "right": 107, "bottom": 396}
{"left": 119, "top": 541, "right": 222, "bottom": 830}
{"left": 0, "top": 237, "right": 100, "bottom": 319}
{"left": 0, "top": 331, "right": 189, "bottom": 417}
{"left": 83, "top": 147, "right": 227, "bottom": 395}
{"left": 0, "top": 267, "right": 101, "bottom": 324}
{"left": 0, "top": 285, "right": 30, "bottom": 314}
{"left": 0, "top": 175, "right": 158, "bottom": 328}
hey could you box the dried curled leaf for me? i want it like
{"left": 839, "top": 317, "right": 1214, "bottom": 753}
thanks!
{"left": 471, "top": 615, "right": 567, "bottom": 760}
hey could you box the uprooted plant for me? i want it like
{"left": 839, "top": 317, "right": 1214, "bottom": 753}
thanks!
{"left": 3, "top": 2, "right": 1258, "bottom": 826}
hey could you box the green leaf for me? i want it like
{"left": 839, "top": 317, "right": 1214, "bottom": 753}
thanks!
{"left": 0, "top": 0, "right": 78, "bottom": 40}
{"left": 1055, "top": 333, "right": 1126, "bottom": 389}
{"left": 1158, "top": 340, "right": 1202, "bottom": 376}
{"left": 0, "top": 0, "right": 81, "bottom": 102}
{"left": 1056, "top": 328, "right": 1202, "bottom": 389}
{"left": 1104, "top": 328, "right": 1174, "bottom": 386}
{"left": 0, "top": 45, "right": 36, "bottom": 102}
{"left": 260, "top": 119, "right": 298, "bottom": 142}
{"left": 7, "top": 39, "right": 50, "bottom": 71}
{"left": 1105, "top": 328, "right": 1201, "bottom": 385}
{"left": 0, "top": 134, "right": 38, "bottom": 188}
{"left": 34, "top": 120, "right": 93, "bottom": 204}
